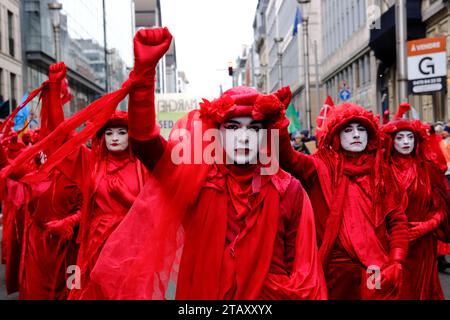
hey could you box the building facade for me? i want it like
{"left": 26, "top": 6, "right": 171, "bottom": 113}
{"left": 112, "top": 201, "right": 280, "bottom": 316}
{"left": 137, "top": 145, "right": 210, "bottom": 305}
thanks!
{"left": 0, "top": 0, "right": 22, "bottom": 118}
{"left": 411, "top": 0, "right": 449, "bottom": 123}
{"left": 21, "top": 0, "right": 105, "bottom": 117}
{"left": 322, "top": 0, "right": 378, "bottom": 115}
{"left": 251, "top": 0, "right": 323, "bottom": 132}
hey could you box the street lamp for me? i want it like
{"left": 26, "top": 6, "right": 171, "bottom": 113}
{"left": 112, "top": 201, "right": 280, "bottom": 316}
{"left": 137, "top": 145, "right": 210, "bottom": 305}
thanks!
{"left": 48, "top": 1, "right": 63, "bottom": 62}
{"left": 297, "top": 0, "right": 312, "bottom": 132}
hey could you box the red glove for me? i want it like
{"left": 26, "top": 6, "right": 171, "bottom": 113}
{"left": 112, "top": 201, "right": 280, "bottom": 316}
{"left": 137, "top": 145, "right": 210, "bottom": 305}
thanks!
{"left": 45, "top": 212, "right": 80, "bottom": 241}
{"left": 107, "top": 176, "right": 136, "bottom": 208}
{"left": 273, "top": 86, "right": 292, "bottom": 109}
{"left": 134, "top": 27, "right": 173, "bottom": 74}
{"left": 49, "top": 62, "right": 67, "bottom": 83}
{"left": 408, "top": 212, "right": 442, "bottom": 242}
{"left": 394, "top": 102, "right": 411, "bottom": 120}
{"left": 42, "top": 62, "right": 66, "bottom": 138}
{"left": 129, "top": 27, "right": 173, "bottom": 141}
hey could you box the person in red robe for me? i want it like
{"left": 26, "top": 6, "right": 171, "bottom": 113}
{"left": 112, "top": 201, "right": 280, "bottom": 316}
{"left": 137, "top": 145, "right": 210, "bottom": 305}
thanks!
{"left": 0, "top": 152, "right": 27, "bottom": 295}
{"left": 0, "top": 119, "right": 31, "bottom": 296}
{"left": 0, "top": 62, "right": 82, "bottom": 299}
{"left": 53, "top": 109, "right": 149, "bottom": 300}
{"left": 83, "top": 27, "right": 326, "bottom": 300}
{"left": 1, "top": 58, "right": 149, "bottom": 302}
{"left": 381, "top": 107, "right": 449, "bottom": 299}
{"left": 17, "top": 63, "right": 83, "bottom": 300}
{"left": 277, "top": 102, "right": 409, "bottom": 299}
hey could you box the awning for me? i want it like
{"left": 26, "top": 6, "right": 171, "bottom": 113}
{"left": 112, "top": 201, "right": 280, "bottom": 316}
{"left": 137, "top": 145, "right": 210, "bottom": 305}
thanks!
{"left": 369, "top": 0, "right": 426, "bottom": 66}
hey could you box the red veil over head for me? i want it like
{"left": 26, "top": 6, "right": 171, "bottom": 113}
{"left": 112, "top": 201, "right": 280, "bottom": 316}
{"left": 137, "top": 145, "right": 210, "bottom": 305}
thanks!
{"left": 381, "top": 118, "right": 447, "bottom": 173}
{"left": 86, "top": 86, "right": 326, "bottom": 299}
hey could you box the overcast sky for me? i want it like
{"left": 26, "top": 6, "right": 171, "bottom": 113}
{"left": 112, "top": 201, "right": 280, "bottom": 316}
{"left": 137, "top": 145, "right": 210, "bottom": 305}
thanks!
{"left": 160, "top": 0, "right": 258, "bottom": 99}
{"left": 61, "top": 0, "right": 258, "bottom": 99}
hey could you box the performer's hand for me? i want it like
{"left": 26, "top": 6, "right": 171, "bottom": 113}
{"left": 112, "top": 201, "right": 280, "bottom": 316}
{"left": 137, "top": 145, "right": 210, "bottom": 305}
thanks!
{"left": 380, "top": 261, "right": 403, "bottom": 290}
{"left": 273, "top": 86, "right": 292, "bottom": 109}
{"left": 45, "top": 218, "right": 74, "bottom": 241}
{"left": 49, "top": 62, "right": 67, "bottom": 83}
{"left": 408, "top": 214, "right": 441, "bottom": 241}
{"left": 107, "top": 176, "right": 121, "bottom": 195}
{"left": 134, "top": 27, "right": 173, "bottom": 70}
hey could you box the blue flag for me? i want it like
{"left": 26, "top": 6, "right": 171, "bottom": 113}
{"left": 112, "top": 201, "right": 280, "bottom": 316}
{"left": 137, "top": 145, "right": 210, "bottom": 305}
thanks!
{"left": 292, "top": 6, "right": 302, "bottom": 36}
{"left": 13, "top": 92, "right": 29, "bottom": 131}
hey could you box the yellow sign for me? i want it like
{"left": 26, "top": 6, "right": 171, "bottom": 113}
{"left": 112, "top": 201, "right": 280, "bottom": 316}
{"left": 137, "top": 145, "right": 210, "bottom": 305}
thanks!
{"left": 155, "top": 94, "right": 199, "bottom": 138}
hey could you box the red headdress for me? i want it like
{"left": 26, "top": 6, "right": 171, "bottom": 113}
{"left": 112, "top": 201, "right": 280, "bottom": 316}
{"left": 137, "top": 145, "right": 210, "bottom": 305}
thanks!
{"left": 92, "top": 110, "right": 131, "bottom": 162}
{"left": 319, "top": 102, "right": 380, "bottom": 152}
{"left": 95, "top": 110, "right": 128, "bottom": 138}
{"left": 199, "top": 86, "right": 291, "bottom": 126}
{"left": 381, "top": 115, "right": 446, "bottom": 173}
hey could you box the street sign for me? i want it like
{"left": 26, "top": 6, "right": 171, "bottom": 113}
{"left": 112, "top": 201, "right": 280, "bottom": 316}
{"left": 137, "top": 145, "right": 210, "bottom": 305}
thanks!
{"left": 407, "top": 36, "right": 447, "bottom": 94}
{"left": 339, "top": 88, "right": 351, "bottom": 101}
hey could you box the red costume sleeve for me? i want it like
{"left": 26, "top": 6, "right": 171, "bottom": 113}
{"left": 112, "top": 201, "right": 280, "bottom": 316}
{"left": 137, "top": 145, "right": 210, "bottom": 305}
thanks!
{"left": 278, "top": 127, "right": 317, "bottom": 188}
{"left": 0, "top": 146, "right": 9, "bottom": 169}
{"left": 283, "top": 185, "right": 302, "bottom": 271}
{"left": 127, "top": 28, "right": 172, "bottom": 168}
{"left": 385, "top": 199, "right": 409, "bottom": 264}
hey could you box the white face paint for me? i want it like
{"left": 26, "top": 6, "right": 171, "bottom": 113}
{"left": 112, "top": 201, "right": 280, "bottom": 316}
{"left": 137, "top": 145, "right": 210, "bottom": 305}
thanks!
{"left": 219, "top": 116, "right": 264, "bottom": 165}
{"left": 339, "top": 122, "right": 368, "bottom": 153}
{"left": 394, "top": 130, "right": 415, "bottom": 155}
{"left": 104, "top": 127, "right": 129, "bottom": 152}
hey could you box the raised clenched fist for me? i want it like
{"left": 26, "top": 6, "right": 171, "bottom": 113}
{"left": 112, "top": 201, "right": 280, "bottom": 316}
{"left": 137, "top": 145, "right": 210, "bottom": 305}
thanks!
{"left": 134, "top": 27, "right": 173, "bottom": 70}
{"left": 49, "top": 62, "right": 67, "bottom": 83}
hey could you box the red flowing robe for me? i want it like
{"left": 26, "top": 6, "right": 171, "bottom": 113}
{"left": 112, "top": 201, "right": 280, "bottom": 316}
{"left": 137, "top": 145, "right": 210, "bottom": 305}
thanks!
{"left": 65, "top": 147, "right": 148, "bottom": 299}
{"left": 18, "top": 169, "right": 82, "bottom": 300}
{"left": 391, "top": 155, "right": 449, "bottom": 299}
{"left": 0, "top": 146, "right": 29, "bottom": 295}
{"left": 1, "top": 178, "right": 27, "bottom": 295}
{"left": 278, "top": 130, "right": 408, "bottom": 300}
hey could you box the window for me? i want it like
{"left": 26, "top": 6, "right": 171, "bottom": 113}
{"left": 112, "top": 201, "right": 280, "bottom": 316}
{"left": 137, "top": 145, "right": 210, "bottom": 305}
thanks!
{"left": 365, "top": 54, "right": 371, "bottom": 84}
{"left": 349, "top": 67, "right": 352, "bottom": 87}
{"left": 8, "top": 11, "right": 14, "bottom": 57}
{"left": 355, "top": 61, "right": 360, "bottom": 88}
{"left": 10, "top": 73, "right": 16, "bottom": 110}
{"left": 351, "top": 2, "right": 355, "bottom": 34}
{"left": 0, "top": 69, "right": 3, "bottom": 102}
{"left": 359, "top": 0, "right": 366, "bottom": 26}
{"left": 356, "top": 0, "right": 361, "bottom": 28}
{"left": 361, "top": 58, "right": 366, "bottom": 86}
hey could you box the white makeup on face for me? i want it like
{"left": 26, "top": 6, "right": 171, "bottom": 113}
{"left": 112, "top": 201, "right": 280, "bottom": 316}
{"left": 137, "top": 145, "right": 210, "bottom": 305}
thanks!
{"left": 394, "top": 130, "right": 415, "bottom": 155}
{"left": 339, "top": 122, "right": 368, "bottom": 153}
{"left": 219, "top": 116, "right": 264, "bottom": 165}
{"left": 104, "top": 127, "right": 129, "bottom": 152}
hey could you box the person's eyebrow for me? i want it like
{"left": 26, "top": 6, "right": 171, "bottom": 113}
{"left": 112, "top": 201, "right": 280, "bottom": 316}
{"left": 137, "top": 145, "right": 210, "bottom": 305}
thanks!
{"left": 249, "top": 121, "right": 264, "bottom": 125}
{"left": 224, "top": 120, "right": 241, "bottom": 125}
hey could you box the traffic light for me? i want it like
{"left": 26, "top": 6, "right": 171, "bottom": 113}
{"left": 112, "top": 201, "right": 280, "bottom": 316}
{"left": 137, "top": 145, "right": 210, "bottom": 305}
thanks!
{"left": 228, "top": 66, "right": 234, "bottom": 76}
